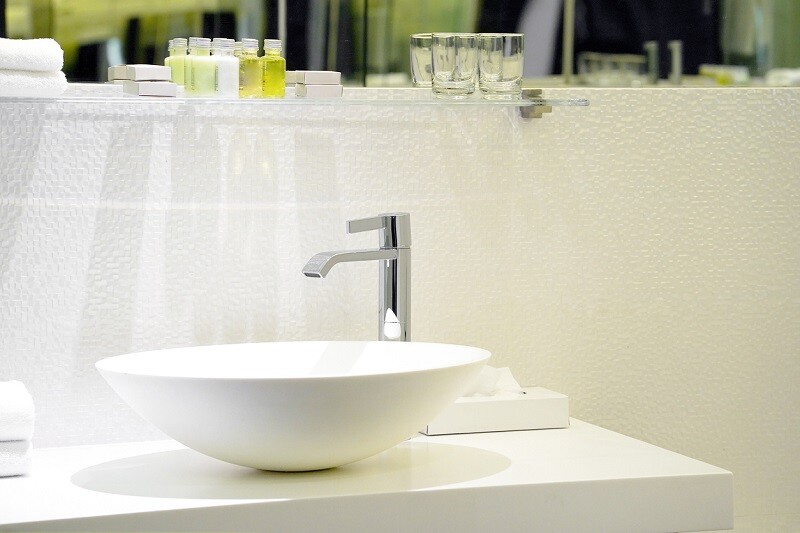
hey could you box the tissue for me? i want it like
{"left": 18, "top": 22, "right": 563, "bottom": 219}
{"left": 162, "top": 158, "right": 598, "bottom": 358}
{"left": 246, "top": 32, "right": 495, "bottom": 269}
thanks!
{"left": 463, "top": 365, "right": 525, "bottom": 397}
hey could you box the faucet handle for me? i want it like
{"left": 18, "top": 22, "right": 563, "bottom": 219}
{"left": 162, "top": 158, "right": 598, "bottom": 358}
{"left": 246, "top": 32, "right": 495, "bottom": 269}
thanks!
{"left": 347, "top": 213, "right": 411, "bottom": 249}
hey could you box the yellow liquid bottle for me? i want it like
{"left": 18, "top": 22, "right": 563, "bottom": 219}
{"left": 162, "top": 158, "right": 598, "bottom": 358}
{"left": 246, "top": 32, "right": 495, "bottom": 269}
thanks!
{"left": 238, "top": 38, "right": 262, "bottom": 98}
{"left": 262, "top": 39, "right": 285, "bottom": 99}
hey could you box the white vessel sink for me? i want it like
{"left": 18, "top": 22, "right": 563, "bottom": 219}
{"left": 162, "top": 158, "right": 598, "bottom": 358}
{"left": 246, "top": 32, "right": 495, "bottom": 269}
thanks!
{"left": 96, "top": 341, "right": 490, "bottom": 471}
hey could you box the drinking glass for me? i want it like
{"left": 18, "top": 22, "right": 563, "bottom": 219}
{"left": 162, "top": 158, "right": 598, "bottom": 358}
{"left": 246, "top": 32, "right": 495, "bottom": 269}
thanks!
{"left": 409, "top": 33, "right": 433, "bottom": 87}
{"left": 431, "top": 33, "right": 478, "bottom": 97}
{"left": 478, "top": 33, "right": 524, "bottom": 99}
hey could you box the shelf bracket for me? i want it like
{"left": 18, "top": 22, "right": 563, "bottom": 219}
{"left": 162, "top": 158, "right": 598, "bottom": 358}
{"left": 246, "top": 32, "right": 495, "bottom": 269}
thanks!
{"left": 519, "top": 89, "right": 553, "bottom": 119}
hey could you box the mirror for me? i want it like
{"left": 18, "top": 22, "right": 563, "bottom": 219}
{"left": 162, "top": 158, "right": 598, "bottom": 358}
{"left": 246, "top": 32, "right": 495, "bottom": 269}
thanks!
{"left": 2, "top": 0, "right": 798, "bottom": 87}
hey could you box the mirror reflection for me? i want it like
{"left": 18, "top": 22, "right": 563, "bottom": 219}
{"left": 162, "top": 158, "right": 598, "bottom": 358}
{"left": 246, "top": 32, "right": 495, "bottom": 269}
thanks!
{"left": 1, "top": 0, "right": 798, "bottom": 86}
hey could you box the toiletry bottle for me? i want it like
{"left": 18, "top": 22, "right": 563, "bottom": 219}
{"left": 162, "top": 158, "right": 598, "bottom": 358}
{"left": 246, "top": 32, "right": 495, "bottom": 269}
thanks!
{"left": 212, "top": 37, "right": 239, "bottom": 98}
{"left": 166, "top": 37, "right": 187, "bottom": 85}
{"left": 185, "top": 37, "right": 197, "bottom": 93}
{"left": 187, "top": 37, "right": 215, "bottom": 96}
{"left": 261, "top": 39, "right": 286, "bottom": 98}
{"left": 238, "top": 38, "right": 262, "bottom": 98}
{"left": 165, "top": 38, "right": 173, "bottom": 69}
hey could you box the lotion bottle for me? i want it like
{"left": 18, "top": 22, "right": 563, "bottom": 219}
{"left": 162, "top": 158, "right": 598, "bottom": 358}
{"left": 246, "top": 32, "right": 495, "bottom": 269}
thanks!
{"left": 212, "top": 37, "right": 239, "bottom": 98}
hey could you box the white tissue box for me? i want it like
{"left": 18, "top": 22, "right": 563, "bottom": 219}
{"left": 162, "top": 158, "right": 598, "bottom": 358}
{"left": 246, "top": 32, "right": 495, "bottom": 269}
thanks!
{"left": 421, "top": 387, "right": 569, "bottom": 436}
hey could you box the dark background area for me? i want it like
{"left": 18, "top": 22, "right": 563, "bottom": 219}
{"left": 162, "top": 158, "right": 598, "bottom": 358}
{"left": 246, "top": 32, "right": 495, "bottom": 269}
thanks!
{"left": 478, "top": 0, "right": 721, "bottom": 79}
{"left": 2, "top": 0, "right": 723, "bottom": 82}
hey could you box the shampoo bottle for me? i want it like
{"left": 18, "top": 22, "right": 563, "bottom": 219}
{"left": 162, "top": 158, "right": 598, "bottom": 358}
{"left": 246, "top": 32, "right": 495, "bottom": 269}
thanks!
{"left": 261, "top": 39, "right": 286, "bottom": 98}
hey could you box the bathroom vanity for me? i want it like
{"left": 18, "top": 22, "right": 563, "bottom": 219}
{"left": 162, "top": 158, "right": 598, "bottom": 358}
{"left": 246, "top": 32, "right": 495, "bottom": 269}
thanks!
{"left": 0, "top": 419, "right": 732, "bottom": 532}
{"left": 7, "top": 85, "right": 795, "bottom": 529}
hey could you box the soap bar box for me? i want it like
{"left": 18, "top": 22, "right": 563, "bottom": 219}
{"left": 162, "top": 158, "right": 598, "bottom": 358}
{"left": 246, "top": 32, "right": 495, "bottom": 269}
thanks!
{"left": 294, "top": 70, "right": 341, "bottom": 85}
{"left": 108, "top": 64, "right": 172, "bottom": 82}
{"left": 421, "top": 387, "right": 569, "bottom": 436}
{"left": 295, "top": 83, "right": 343, "bottom": 98}
{"left": 122, "top": 80, "right": 177, "bottom": 97}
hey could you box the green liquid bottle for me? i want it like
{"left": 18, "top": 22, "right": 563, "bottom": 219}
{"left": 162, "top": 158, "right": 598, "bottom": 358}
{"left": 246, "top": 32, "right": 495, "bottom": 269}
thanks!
{"left": 239, "top": 38, "right": 262, "bottom": 98}
{"left": 165, "top": 37, "right": 187, "bottom": 85}
{"left": 165, "top": 38, "right": 173, "bottom": 74}
{"left": 262, "top": 39, "right": 286, "bottom": 98}
{"left": 188, "top": 37, "right": 215, "bottom": 97}
{"left": 184, "top": 37, "right": 197, "bottom": 93}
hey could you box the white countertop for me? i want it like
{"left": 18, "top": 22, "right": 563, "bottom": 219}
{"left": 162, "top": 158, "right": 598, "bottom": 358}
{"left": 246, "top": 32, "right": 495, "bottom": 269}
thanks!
{"left": 0, "top": 419, "right": 732, "bottom": 532}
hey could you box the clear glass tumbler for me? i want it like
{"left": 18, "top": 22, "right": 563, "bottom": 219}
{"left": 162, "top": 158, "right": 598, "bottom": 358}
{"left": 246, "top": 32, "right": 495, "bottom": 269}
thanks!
{"left": 409, "top": 33, "right": 433, "bottom": 87}
{"left": 431, "top": 33, "right": 478, "bottom": 98}
{"left": 478, "top": 33, "right": 524, "bottom": 99}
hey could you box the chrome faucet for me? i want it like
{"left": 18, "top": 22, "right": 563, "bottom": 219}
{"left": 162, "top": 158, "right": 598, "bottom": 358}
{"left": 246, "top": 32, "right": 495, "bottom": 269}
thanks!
{"left": 302, "top": 213, "right": 411, "bottom": 341}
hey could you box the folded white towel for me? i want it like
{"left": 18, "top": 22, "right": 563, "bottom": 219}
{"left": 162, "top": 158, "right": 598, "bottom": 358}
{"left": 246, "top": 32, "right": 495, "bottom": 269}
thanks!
{"left": 0, "top": 69, "right": 67, "bottom": 98}
{"left": 0, "top": 440, "right": 32, "bottom": 477}
{"left": 0, "top": 37, "right": 64, "bottom": 72}
{"left": 0, "top": 381, "right": 35, "bottom": 441}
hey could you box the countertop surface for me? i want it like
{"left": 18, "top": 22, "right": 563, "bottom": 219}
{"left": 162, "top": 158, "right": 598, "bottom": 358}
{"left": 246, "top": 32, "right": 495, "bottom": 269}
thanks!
{"left": 0, "top": 419, "right": 733, "bottom": 532}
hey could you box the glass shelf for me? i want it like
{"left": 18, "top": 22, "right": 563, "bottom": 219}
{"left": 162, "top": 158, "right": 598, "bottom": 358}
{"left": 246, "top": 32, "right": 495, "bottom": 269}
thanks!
{"left": 0, "top": 86, "right": 589, "bottom": 109}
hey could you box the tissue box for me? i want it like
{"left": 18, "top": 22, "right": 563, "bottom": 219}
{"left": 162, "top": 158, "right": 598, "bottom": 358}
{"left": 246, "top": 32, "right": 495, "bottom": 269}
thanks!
{"left": 421, "top": 387, "right": 569, "bottom": 436}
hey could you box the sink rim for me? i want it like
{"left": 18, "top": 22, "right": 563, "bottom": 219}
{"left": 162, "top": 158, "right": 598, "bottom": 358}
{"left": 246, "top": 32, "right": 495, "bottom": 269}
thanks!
{"left": 96, "top": 340, "right": 492, "bottom": 381}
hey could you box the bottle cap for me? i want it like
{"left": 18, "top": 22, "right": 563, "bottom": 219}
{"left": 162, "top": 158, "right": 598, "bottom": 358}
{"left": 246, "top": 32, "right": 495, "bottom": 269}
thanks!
{"left": 211, "top": 37, "right": 235, "bottom": 52}
{"left": 194, "top": 37, "right": 211, "bottom": 49}
{"left": 241, "top": 38, "right": 260, "bottom": 51}
{"left": 172, "top": 37, "right": 188, "bottom": 48}
{"left": 264, "top": 39, "right": 282, "bottom": 50}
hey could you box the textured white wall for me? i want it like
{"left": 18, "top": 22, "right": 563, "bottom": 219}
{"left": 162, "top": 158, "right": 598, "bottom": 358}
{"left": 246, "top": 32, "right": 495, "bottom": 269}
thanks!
{"left": 0, "top": 87, "right": 798, "bottom": 531}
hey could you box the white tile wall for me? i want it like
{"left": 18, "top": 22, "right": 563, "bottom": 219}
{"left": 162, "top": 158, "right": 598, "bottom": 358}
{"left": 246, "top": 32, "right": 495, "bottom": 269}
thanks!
{"left": 1, "top": 87, "right": 798, "bottom": 531}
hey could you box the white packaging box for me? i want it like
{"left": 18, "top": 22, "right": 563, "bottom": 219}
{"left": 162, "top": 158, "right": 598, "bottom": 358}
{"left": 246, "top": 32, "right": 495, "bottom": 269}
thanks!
{"left": 295, "top": 83, "right": 343, "bottom": 98}
{"left": 122, "top": 81, "right": 177, "bottom": 97}
{"left": 109, "top": 64, "right": 172, "bottom": 82}
{"left": 421, "top": 387, "right": 570, "bottom": 435}
{"left": 295, "top": 70, "right": 341, "bottom": 85}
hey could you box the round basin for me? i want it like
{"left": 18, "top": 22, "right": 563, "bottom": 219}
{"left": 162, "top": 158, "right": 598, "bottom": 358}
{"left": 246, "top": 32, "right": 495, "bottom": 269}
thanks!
{"left": 96, "top": 341, "right": 490, "bottom": 471}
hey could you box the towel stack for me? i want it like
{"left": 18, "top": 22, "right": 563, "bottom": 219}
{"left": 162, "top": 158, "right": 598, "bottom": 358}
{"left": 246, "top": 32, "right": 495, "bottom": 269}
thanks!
{"left": 0, "top": 381, "right": 35, "bottom": 477}
{"left": 0, "top": 37, "right": 68, "bottom": 98}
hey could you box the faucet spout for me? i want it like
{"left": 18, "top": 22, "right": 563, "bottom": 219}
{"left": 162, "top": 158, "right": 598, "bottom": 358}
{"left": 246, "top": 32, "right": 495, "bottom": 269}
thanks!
{"left": 302, "top": 249, "right": 398, "bottom": 278}
{"left": 302, "top": 213, "right": 411, "bottom": 341}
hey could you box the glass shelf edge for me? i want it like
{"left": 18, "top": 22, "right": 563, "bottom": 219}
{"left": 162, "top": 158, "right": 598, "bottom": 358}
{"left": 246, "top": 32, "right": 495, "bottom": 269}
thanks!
{"left": 0, "top": 94, "right": 588, "bottom": 108}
